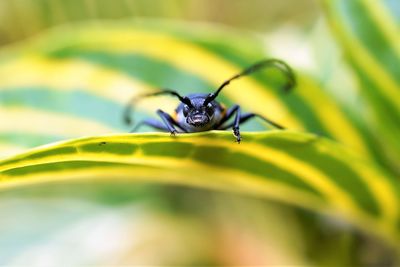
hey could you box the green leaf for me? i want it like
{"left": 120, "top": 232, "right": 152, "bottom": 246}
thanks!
{"left": 1, "top": 131, "right": 399, "bottom": 247}
{"left": 323, "top": 0, "right": 400, "bottom": 175}
{"left": 0, "top": 20, "right": 381, "bottom": 166}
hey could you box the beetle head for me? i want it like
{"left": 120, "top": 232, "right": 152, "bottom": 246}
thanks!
{"left": 183, "top": 100, "right": 215, "bottom": 127}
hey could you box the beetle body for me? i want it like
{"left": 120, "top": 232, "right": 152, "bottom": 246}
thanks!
{"left": 124, "top": 59, "right": 296, "bottom": 143}
{"left": 175, "top": 93, "right": 225, "bottom": 132}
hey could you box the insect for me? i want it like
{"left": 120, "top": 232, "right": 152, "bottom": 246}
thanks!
{"left": 123, "top": 59, "right": 296, "bottom": 143}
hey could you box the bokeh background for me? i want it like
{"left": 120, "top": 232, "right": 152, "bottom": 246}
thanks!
{"left": 0, "top": 0, "right": 319, "bottom": 44}
{"left": 1, "top": 0, "right": 399, "bottom": 266}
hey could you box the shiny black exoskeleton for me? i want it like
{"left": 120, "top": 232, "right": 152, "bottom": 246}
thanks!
{"left": 124, "top": 59, "right": 296, "bottom": 143}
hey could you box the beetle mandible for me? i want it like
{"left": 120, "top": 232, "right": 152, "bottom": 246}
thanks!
{"left": 123, "top": 59, "right": 296, "bottom": 143}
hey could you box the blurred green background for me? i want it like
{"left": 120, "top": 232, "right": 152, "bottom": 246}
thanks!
{"left": 0, "top": 0, "right": 319, "bottom": 45}
{"left": 1, "top": 0, "right": 399, "bottom": 266}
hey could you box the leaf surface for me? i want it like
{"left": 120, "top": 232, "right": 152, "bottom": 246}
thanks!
{"left": 1, "top": 131, "right": 399, "bottom": 246}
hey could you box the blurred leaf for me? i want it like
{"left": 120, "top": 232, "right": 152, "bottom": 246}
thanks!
{"left": 0, "top": 20, "right": 381, "bottom": 167}
{"left": 323, "top": 0, "right": 400, "bottom": 175}
{"left": 0, "top": 0, "right": 319, "bottom": 45}
{"left": 1, "top": 131, "right": 399, "bottom": 248}
{"left": 0, "top": 183, "right": 312, "bottom": 265}
{"left": 0, "top": 9, "right": 398, "bottom": 265}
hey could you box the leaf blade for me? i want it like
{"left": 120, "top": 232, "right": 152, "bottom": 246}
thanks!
{"left": 1, "top": 131, "right": 399, "bottom": 245}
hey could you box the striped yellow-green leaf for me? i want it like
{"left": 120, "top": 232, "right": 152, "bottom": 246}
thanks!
{"left": 0, "top": 0, "right": 318, "bottom": 45}
{"left": 323, "top": 0, "right": 400, "bottom": 175}
{"left": 1, "top": 131, "right": 399, "bottom": 247}
{"left": 0, "top": 20, "right": 381, "bottom": 165}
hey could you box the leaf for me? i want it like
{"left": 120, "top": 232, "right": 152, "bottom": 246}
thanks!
{"left": 323, "top": 0, "right": 400, "bottom": 175}
{"left": 1, "top": 131, "right": 399, "bottom": 247}
{"left": 0, "top": 0, "right": 319, "bottom": 45}
{"left": 0, "top": 20, "right": 381, "bottom": 166}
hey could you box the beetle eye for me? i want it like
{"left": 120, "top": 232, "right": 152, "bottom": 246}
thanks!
{"left": 206, "top": 103, "right": 214, "bottom": 116}
{"left": 183, "top": 105, "right": 189, "bottom": 117}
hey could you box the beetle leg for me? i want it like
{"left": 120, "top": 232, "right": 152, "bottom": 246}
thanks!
{"left": 161, "top": 111, "right": 188, "bottom": 133}
{"left": 123, "top": 89, "right": 194, "bottom": 126}
{"left": 130, "top": 118, "right": 169, "bottom": 132}
{"left": 215, "top": 105, "right": 242, "bottom": 143}
{"left": 219, "top": 112, "right": 285, "bottom": 130}
{"left": 131, "top": 111, "right": 186, "bottom": 134}
{"left": 215, "top": 105, "right": 239, "bottom": 127}
{"left": 241, "top": 113, "right": 284, "bottom": 129}
{"left": 233, "top": 107, "right": 242, "bottom": 143}
{"left": 156, "top": 109, "right": 185, "bottom": 135}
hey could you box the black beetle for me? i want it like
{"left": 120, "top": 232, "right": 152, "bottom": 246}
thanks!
{"left": 124, "top": 59, "right": 296, "bottom": 143}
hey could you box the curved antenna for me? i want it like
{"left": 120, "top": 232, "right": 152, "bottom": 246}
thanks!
{"left": 204, "top": 59, "right": 296, "bottom": 105}
{"left": 123, "top": 89, "right": 193, "bottom": 125}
